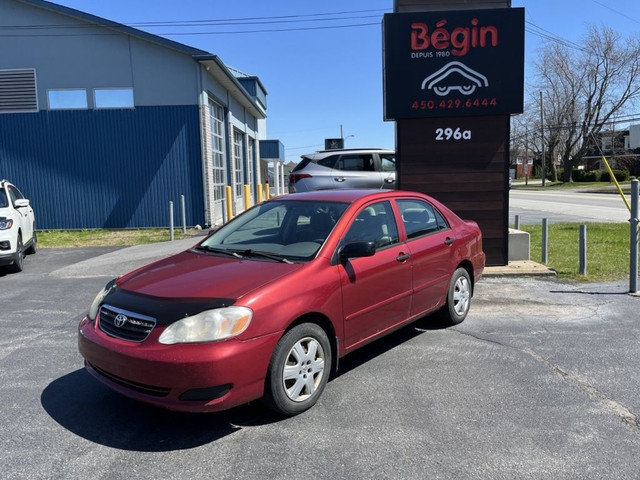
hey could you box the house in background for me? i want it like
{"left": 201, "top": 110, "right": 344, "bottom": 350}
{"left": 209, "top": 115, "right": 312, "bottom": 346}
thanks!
{"left": 582, "top": 124, "right": 640, "bottom": 174}
{"left": 0, "top": 0, "right": 285, "bottom": 229}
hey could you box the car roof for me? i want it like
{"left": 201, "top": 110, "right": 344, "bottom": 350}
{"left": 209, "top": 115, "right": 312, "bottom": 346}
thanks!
{"left": 303, "top": 148, "right": 394, "bottom": 158}
{"left": 270, "top": 189, "right": 427, "bottom": 203}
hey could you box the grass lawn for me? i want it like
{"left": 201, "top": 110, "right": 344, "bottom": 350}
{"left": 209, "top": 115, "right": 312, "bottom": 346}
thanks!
{"left": 511, "top": 180, "right": 634, "bottom": 193}
{"left": 519, "top": 222, "right": 638, "bottom": 281}
{"left": 37, "top": 228, "right": 202, "bottom": 248}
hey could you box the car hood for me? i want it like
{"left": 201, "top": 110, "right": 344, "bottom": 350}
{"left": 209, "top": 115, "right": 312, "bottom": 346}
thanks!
{"left": 117, "top": 249, "right": 305, "bottom": 300}
{"left": 0, "top": 206, "right": 15, "bottom": 218}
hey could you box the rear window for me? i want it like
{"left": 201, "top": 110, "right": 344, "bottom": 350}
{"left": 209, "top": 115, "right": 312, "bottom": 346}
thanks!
{"left": 291, "top": 157, "right": 313, "bottom": 172}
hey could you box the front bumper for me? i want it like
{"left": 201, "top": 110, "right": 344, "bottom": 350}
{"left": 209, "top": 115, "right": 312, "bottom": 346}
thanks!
{"left": 78, "top": 315, "right": 282, "bottom": 412}
{"left": 0, "top": 230, "right": 16, "bottom": 265}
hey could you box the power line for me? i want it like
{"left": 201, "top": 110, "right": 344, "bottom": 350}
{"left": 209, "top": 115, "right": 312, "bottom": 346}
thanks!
{"left": 0, "top": 8, "right": 390, "bottom": 34}
{"left": 591, "top": 0, "right": 640, "bottom": 26}
{"left": 525, "top": 21, "right": 587, "bottom": 52}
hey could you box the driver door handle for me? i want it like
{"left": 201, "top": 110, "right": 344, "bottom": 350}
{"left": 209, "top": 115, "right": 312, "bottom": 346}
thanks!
{"left": 444, "top": 237, "right": 454, "bottom": 245}
{"left": 334, "top": 177, "right": 346, "bottom": 182}
{"left": 396, "top": 252, "right": 411, "bottom": 262}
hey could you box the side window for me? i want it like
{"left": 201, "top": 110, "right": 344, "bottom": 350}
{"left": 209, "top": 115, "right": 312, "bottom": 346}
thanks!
{"left": 344, "top": 201, "right": 399, "bottom": 248}
{"left": 434, "top": 209, "right": 448, "bottom": 230}
{"left": 380, "top": 154, "right": 396, "bottom": 172}
{"left": 317, "top": 155, "right": 339, "bottom": 169}
{"left": 336, "top": 154, "right": 375, "bottom": 172}
{"left": 397, "top": 199, "right": 449, "bottom": 239}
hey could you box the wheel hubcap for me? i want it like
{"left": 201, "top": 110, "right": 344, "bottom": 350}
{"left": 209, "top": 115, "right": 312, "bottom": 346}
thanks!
{"left": 453, "top": 276, "right": 470, "bottom": 316}
{"left": 282, "top": 337, "right": 325, "bottom": 402}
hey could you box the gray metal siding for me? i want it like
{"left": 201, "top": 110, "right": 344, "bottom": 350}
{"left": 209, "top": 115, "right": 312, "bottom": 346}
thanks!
{"left": 0, "top": 105, "right": 205, "bottom": 229}
{"left": 4, "top": 0, "right": 200, "bottom": 107}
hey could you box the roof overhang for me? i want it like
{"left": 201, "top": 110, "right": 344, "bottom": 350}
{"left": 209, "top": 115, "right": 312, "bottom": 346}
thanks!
{"left": 194, "top": 56, "right": 266, "bottom": 120}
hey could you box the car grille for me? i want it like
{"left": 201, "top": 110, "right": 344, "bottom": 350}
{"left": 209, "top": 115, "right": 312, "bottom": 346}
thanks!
{"left": 98, "top": 304, "right": 156, "bottom": 342}
{"left": 88, "top": 362, "right": 170, "bottom": 397}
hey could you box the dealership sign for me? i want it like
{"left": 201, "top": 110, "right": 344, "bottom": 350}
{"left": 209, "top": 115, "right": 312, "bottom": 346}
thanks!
{"left": 383, "top": 8, "right": 524, "bottom": 120}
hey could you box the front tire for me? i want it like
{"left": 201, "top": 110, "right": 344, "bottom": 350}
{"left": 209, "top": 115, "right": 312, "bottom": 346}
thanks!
{"left": 9, "top": 234, "right": 24, "bottom": 273}
{"left": 438, "top": 267, "right": 472, "bottom": 325}
{"left": 264, "top": 323, "right": 332, "bottom": 416}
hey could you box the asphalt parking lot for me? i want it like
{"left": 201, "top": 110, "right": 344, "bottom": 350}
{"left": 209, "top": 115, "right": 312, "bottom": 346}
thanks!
{"left": 2, "top": 243, "right": 640, "bottom": 479}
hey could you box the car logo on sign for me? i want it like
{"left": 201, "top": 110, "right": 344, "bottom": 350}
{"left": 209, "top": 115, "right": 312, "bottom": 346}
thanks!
{"left": 421, "top": 61, "right": 489, "bottom": 96}
{"left": 114, "top": 313, "right": 128, "bottom": 328}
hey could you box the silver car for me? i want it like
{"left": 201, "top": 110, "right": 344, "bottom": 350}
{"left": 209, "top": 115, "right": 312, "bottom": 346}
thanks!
{"left": 288, "top": 148, "right": 396, "bottom": 193}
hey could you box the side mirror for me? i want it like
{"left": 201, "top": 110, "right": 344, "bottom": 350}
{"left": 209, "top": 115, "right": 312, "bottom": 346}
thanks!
{"left": 339, "top": 241, "right": 376, "bottom": 261}
{"left": 14, "top": 199, "right": 30, "bottom": 208}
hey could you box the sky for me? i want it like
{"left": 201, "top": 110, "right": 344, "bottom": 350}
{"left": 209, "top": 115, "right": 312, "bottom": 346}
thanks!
{"left": 46, "top": 0, "right": 640, "bottom": 163}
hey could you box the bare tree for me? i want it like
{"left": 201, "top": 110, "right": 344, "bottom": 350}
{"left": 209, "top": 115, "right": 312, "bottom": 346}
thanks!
{"left": 533, "top": 26, "right": 640, "bottom": 181}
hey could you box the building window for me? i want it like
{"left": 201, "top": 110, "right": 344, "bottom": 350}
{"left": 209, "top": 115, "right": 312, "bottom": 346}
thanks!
{"left": 48, "top": 89, "right": 87, "bottom": 110}
{"left": 233, "top": 130, "right": 245, "bottom": 198}
{"left": 94, "top": 88, "right": 134, "bottom": 108}
{"left": 209, "top": 101, "right": 226, "bottom": 205}
{"left": 247, "top": 138, "right": 255, "bottom": 202}
{"left": 0, "top": 69, "right": 38, "bottom": 113}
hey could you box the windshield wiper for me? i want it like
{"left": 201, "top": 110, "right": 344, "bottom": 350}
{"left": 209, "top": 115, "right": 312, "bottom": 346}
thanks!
{"left": 237, "top": 249, "right": 293, "bottom": 264}
{"left": 193, "top": 245, "right": 242, "bottom": 258}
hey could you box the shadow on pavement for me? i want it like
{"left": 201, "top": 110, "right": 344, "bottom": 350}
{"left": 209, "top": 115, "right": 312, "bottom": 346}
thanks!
{"left": 334, "top": 313, "right": 451, "bottom": 379}
{"left": 41, "top": 369, "right": 280, "bottom": 451}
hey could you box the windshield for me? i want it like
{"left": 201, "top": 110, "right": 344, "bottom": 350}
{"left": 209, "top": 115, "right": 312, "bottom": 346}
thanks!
{"left": 199, "top": 200, "right": 349, "bottom": 261}
{"left": 0, "top": 188, "right": 8, "bottom": 208}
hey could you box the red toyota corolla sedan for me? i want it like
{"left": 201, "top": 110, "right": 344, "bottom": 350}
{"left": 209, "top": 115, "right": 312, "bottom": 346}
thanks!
{"left": 78, "top": 190, "right": 485, "bottom": 416}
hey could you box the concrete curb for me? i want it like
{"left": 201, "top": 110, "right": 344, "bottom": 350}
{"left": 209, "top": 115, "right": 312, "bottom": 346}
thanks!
{"left": 483, "top": 260, "right": 557, "bottom": 277}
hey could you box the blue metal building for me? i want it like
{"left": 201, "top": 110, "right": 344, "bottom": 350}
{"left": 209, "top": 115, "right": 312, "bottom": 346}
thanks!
{"left": 0, "top": 0, "right": 281, "bottom": 229}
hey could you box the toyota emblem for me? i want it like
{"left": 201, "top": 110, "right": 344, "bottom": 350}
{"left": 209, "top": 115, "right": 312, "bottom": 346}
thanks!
{"left": 114, "top": 313, "right": 128, "bottom": 328}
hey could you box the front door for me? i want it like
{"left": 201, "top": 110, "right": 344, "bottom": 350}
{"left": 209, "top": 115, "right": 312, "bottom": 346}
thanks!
{"left": 338, "top": 201, "right": 412, "bottom": 350}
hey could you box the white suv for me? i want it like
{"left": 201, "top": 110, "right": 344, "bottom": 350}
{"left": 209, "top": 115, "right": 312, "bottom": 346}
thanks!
{"left": 288, "top": 148, "right": 396, "bottom": 193}
{"left": 0, "top": 180, "right": 36, "bottom": 272}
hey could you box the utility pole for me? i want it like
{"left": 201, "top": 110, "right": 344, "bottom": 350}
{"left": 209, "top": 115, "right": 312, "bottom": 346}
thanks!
{"left": 525, "top": 127, "right": 529, "bottom": 185}
{"left": 540, "top": 91, "right": 546, "bottom": 187}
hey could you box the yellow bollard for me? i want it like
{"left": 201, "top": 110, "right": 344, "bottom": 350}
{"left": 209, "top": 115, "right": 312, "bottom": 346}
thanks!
{"left": 257, "top": 184, "right": 263, "bottom": 203}
{"left": 225, "top": 186, "right": 233, "bottom": 221}
{"left": 243, "top": 184, "right": 251, "bottom": 211}
{"left": 601, "top": 155, "right": 631, "bottom": 212}
{"left": 265, "top": 182, "right": 270, "bottom": 199}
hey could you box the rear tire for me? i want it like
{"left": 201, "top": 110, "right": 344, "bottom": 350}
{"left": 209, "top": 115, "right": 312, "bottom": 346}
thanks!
{"left": 264, "top": 323, "right": 332, "bottom": 416}
{"left": 438, "top": 268, "right": 471, "bottom": 325}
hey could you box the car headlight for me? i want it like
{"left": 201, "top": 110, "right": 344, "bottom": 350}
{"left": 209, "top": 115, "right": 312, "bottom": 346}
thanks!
{"left": 88, "top": 279, "right": 117, "bottom": 321}
{"left": 0, "top": 219, "right": 13, "bottom": 230}
{"left": 158, "top": 306, "right": 252, "bottom": 345}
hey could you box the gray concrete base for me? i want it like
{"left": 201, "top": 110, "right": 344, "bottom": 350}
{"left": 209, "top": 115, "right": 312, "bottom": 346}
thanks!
{"left": 508, "top": 228, "right": 530, "bottom": 261}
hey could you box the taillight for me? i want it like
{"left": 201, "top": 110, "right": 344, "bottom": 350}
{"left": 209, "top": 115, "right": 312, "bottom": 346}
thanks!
{"left": 289, "top": 173, "right": 311, "bottom": 184}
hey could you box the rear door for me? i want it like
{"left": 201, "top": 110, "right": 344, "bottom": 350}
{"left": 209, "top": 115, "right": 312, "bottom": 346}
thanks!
{"left": 338, "top": 200, "right": 412, "bottom": 350}
{"left": 331, "top": 153, "right": 384, "bottom": 189}
{"left": 396, "top": 199, "right": 455, "bottom": 316}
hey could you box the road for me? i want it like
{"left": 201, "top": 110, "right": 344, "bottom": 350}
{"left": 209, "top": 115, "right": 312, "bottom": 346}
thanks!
{"left": 2, "top": 244, "right": 640, "bottom": 479}
{"left": 509, "top": 189, "right": 632, "bottom": 225}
